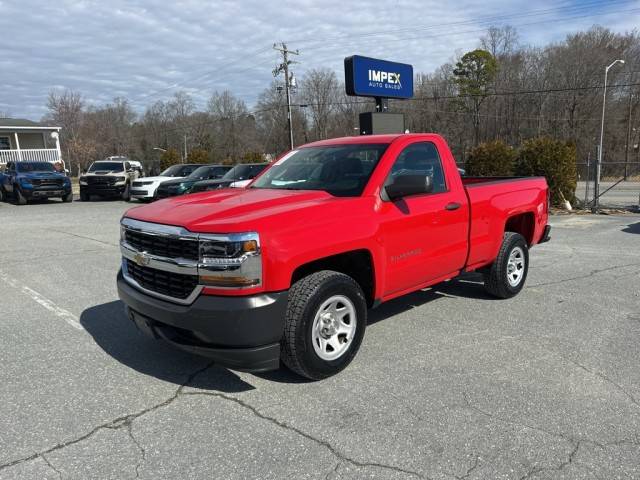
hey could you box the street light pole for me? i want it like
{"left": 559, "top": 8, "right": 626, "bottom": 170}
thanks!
{"left": 593, "top": 59, "right": 625, "bottom": 213}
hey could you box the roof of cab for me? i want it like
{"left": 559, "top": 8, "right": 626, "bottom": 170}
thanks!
{"left": 300, "top": 133, "right": 440, "bottom": 148}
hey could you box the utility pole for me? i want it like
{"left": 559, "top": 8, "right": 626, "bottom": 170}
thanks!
{"left": 273, "top": 42, "right": 299, "bottom": 150}
{"left": 624, "top": 93, "right": 634, "bottom": 180}
{"left": 183, "top": 134, "right": 187, "bottom": 163}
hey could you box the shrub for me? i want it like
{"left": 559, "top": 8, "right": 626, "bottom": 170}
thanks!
{"left": 517, "top": 137, "right": 577, "bottom": 206}
{"left": 242, "top": 151, "right": 265, "bottom": 163}
{"left": 466, "top": 140, "right": 516, "bottom": 176}
{"left": 186, "top": 149, "right": 209, "bottom": 164}
{"left": 159, "top": 148, "right": 181, "bottom": 170}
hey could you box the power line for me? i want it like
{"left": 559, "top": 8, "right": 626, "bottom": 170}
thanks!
{"left": 286, "top": 0, "right": 635, "bottom": 45}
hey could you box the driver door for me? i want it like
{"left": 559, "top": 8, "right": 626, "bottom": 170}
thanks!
{"left": 378, "top": 141, "right": 468, "bottom": 297}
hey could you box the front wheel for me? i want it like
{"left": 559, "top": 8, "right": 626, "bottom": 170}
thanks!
{"left": 62, "top": 192, "right": 73, "bottom": 203}
{"left": 281, "top": 271, "right": 367, "bottom": 380}
{"left": 15, "top": 187, "right": 27, "bottom": 205}
{"left": 0, "top": 187, "right": 5, "bottom": 202}
{"left": 483, "top": 232, "right": 529, "bottom": 299}
{"left": 121, "top": 183, "right": 131, "bottom": 201}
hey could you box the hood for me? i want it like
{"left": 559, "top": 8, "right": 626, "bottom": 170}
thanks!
{"left": 158, "top": 178, "right": 193, "bottom": 188}
{"left": 20, "top": 171, "right": 67, "bottom": 180}
{"left": 126, "top": 187, "right": 337, "bottom": 232}
{"left": 193, "top": 179, "right": 232, "bottom": 188}
{"left": 136, "top": 175, "right": 180, "bottom": 183}
{"left": 84, "top": 170, "right": 124, "bottom": 176}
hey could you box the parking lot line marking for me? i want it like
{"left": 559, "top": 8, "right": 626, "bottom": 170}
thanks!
{"left": 0, "top": 271, "right": 83, "bottom": 331}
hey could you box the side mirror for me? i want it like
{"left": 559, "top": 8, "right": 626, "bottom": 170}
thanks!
{"left": 384, "top": 174, "right": 433, "bottom": 201}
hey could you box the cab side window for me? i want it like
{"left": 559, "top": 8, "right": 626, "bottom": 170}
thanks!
{"left": 388, "top": 142, "right": 447, "bottom": 194}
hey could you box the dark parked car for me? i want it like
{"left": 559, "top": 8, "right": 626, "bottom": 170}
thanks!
{"left": 155, "top": 165, "right": 231, "bottom": 199}
{"left": 189, "top": 163, "right": 269, "bottom": 193}
{"left": 0, "top": 161, "right": 72, "bottom": 204}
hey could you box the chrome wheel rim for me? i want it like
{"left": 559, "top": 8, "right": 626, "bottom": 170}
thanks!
{"left": 507, "top": 246, "right": 525, "bottom": 287}
{"left": 311, "top": 295, "right": 357, "bottom": 361}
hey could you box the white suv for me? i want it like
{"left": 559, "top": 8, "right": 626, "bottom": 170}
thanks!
{"left": 130, "top": 164, "right": 201, "bottom": 201}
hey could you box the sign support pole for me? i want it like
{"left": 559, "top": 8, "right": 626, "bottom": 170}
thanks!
{"left": 375, "top": 98, "right": 389, "bottom": 112}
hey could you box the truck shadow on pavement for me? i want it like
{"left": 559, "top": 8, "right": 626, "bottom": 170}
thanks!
{"left": 80, "top": 301, "right": 257, "bottom": 392}
{"left": 81, "top": 274, "right": 492, "bottom": 386}
{"left": 367, "top": 272, "right": 492, "bottom": 325}
{"left": 622, "top": 222, "right": 640, "bottom": 234}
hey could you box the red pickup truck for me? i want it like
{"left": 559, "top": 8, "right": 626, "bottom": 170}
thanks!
{"left": 117, "top": 134, "right": 550, "bottom": 379}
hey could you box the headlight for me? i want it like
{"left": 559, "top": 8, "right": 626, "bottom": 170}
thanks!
{"left": 177, "top": 182, "right": 189, "bottom": 192}
{"left": 19, "top": 178, "right": 32, "bottom": 187}
{"left": 79, "top": 176, "right": 87, "bottom": 185}
{"left": 115, "top": 176, "right": 126, "bottom": 185}
{"left": 198, "top": 233, "right": 261, "bottom": 288}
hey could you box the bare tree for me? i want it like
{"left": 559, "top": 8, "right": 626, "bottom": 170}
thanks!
{"left": 300, "top": 68, "right": 339, "bottom": 141}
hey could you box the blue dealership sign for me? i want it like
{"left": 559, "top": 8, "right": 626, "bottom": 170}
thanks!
{"left": 345, "top": 55, "right": 413, "bottom": 99}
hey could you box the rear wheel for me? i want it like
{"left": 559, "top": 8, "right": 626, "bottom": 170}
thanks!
{"left": 483, "top": 232, "right": 529, "bottom": 299}
{"left": 281, "top": 270, "right": 367, "bottom": 380}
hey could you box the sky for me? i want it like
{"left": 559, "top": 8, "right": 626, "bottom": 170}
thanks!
{"left": 1, "top": 0, "right": 639, "bottom": 120}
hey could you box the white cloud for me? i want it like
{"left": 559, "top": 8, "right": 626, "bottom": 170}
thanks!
{"left": 1, "top": 0, "right": 638, "bottom": 119}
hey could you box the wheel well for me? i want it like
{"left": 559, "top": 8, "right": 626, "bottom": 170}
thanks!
{"left": 291, "top": 250, "right": 375, "bottom": 307}
{"left": 505, "top": 212, "right": 535, "bottom": 245}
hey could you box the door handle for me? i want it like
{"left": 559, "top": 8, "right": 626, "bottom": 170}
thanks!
{"left": 445, "top": 202, "right": 461, "bottom": 211}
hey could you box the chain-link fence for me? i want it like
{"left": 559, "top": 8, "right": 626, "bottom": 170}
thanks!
{"left": 577, "top": 161, "right": 640, "bottom": 209}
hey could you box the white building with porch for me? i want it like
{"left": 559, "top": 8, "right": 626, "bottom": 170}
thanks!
{"left": 0, "top": 118, "right": 62, "bottom": 165}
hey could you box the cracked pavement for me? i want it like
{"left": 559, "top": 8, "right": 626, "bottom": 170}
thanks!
{"left": 1, "top": 200, "right": 639, "bottom": 479}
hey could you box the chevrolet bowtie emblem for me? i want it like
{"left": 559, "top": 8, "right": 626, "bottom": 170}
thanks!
{"left": 133, "top": 251, "right": 151, "bottom": 267}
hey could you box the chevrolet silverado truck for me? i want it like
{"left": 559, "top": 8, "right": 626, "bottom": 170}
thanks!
{"left": 80, "top": 158, "right": 139, "bottom": 201}
{"left": 0, "top": 161, "right": 72, "bottom": 204}
{"left": 117, "top": 134, "right": 550, "bottom": 380}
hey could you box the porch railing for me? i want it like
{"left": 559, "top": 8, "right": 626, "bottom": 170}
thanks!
{"left": 0, "top": 149, "right": 61, "bottom": 164}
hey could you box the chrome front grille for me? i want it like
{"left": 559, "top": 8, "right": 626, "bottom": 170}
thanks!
{"left": 124, "top": 229, "right": 199, "bottom": 261}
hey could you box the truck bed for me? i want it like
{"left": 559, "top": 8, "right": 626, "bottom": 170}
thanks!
{"left": 462, "top": 176, "right": 549, "bottom": 271}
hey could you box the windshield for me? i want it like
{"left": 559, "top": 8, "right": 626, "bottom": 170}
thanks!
{"left": 186, "top": 166, "right": 227, "bottom": 180}
{"left": 160, "top": 164, "right": 198, "bottom": 177}
{"left": 251, "top": 144, "right": 388, "bottom": 197}
{"left": 89, "top": 162, "right": 124, "bottom": 172}
{"left": 223, "top": 164, "right": 267, "bottom": 180}
{"left": 16, "top": 162, "right": 55, "bottom": 173}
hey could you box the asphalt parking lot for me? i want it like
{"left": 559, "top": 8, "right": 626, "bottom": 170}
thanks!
{"left": 1, "top": 199, "right": 639, "bottom": 480}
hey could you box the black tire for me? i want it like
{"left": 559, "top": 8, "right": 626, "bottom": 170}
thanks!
{"left": 281, "top": 270, "right": 367, "bottom": 380}
{"left": 62, "top": 192, "right": 73, "bottom": 203}
{"left": 0, "top": 187, "right": 5, "bottom": 202}
{"left": 80, "top": 192, "right": 90, "bottom": 201}
{"left": 483, "top": 232, "right": 529, "bottom": 299}
{"left": 122, "top": 183, "right": 131, "bottom": 201}
{"left": 15, "top": 187, "right": 27, "bottom": 205}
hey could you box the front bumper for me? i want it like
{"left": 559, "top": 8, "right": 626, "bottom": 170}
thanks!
{"left": 130, "top": 185, "right": 157, "bottom": 199}
{"left": 117, "top": 270, "right": 288, "bottom": 372}
{"left": 22, "top": 186, "right": 71, "bottom": 199}
{"left": 80, "top": 184, "right": 125, "bottom": 196}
